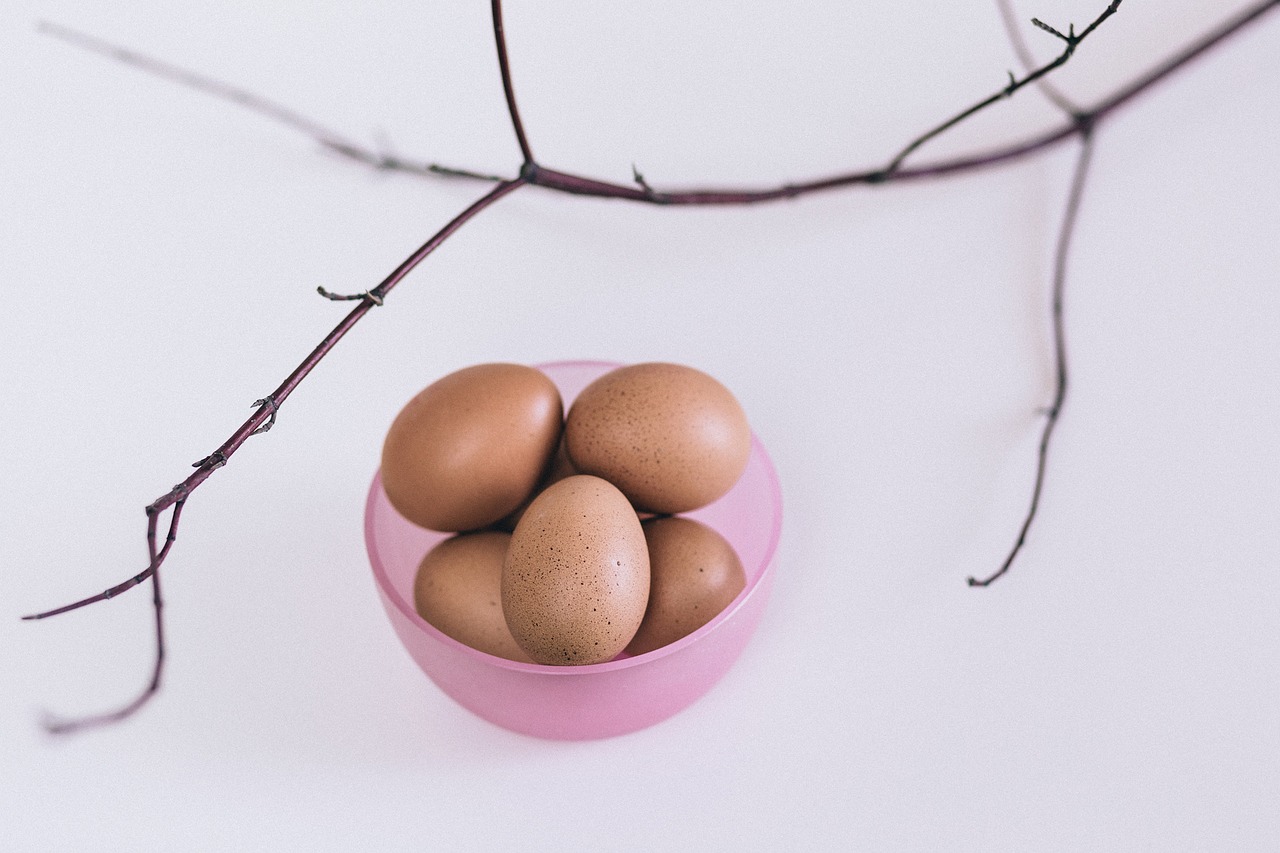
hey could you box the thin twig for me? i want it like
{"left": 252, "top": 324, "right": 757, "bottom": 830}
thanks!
{"left": 23, "top": 179, "right": 524, "bottom": 636}
{"left": 632, "top": 164, "right": 657, "bottom": 198}
{"left": 23, "top": 494, "right": 186, "bottom": 621}
{"left": 968, "top": 128, "right": 1095, "bottom": 588}
{"left": 995, "top": 0, "right": 1081, "bottom": 115}
{"left": 35, "top": 21, "right": 351, "bottom": 148}
{"left": 491, "top": 0, "right": 534, "bottom": 166}
{"left": 35, "top": 20, "right": 499, "bottom": 183}
{"left": 880, "top": 1, "right": 1120, "bottom": 176}
{"left": 316, "top": 286, "right": 384, "bottom": 306}
{"left": 25, "top": 178, "right": 526, "bottom": 729}
{"left": 40, "top": 500, "right": 181, "bottom": 734}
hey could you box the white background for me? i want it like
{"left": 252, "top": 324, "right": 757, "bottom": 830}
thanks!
{"left": 3, "top": 1, "right": 1278, "bottom": 850}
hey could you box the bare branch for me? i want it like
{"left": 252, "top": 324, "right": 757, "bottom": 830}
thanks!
{"left": 24, "top": 178, "right": 525, "bottom": 623}
{"left": 36, "top": 20, "right": 496, "bottom": 183}
{"left": 25, "top": 177, "right": 524, "bottom": 730}
{"left": 968, "top": 129, "right": 1095, "bottom": 587}
{"left": 491, "top": 0, "right": 535, "bottom": 166}
{"left": 880, "top": 1, "right": 1120, "bottom": 175}
{"left": 39, "top": 1, "right": 1275, "bottom": 202}
{"left": 39, "top": 500, "right": 181, "bottom": 733}
{"left": 23, "top": 495, "right": 186, "bottom": 621}
{"left": 995, "top": 0, "right": 1080, "bottom": 114}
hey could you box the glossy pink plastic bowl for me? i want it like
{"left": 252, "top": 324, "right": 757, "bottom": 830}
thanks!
{"left": 365, "top": 360, "right": 782, "bottom": 740}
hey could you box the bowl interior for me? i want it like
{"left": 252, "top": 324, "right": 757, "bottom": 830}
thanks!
{"left": 366, "top": 360, "right": 782, "bottom": 673}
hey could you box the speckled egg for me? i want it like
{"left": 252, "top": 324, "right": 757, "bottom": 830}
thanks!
{"left": 413, "top": 531, "right": 533, "bottom": 663}
{"left": 381, "top": 363, "right": 562, "bottom": 532}
{"left": 502, "top": 475, "right": 650, "bottom": 665}
{"left": 625, "top": 516, "right": 747, "bottom": 656}
{"left": 564, "top": 362, "right": 751, "bottom": 514}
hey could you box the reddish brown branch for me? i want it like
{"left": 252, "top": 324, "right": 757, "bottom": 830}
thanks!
{"left": 491, "top": 0, "right": 535, "bottom": 166}
{"left": 24, "top": 176, "right": 525, "bottom": 624}
{"left": 521, "top": 0, "right": 1275, "bottom": 201}
{"left": 23, "top": 491, "right": 187, "bottom": 621}
{"left": 24, "top": 179, "right": 525, "bottom": 731}
{"left": 41, "top": 502, "right": 180, "bottom": 735}
{"left": 1086, "top": 0, "right": 1277, "bottom": 123}
{"left": 40, "top": 2, "right": 1275, "bottom": 202}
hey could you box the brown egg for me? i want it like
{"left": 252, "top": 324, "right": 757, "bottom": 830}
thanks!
{"left": 382, "top": 363, "right": 562, "bottom": 532}
{"left": 625, "top": 517, "right": 747, "bottom": 656}
{"left": 564, "top": 362, "right": 751, "bottom": 514}
{"left": 502, "top": 475, "right": 650, "bottom": 665}
{"left": 413, "top": 531, "right": 533, "bottom": 663}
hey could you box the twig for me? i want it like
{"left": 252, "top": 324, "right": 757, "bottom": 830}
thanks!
{"left": 38, "top": 499, "right": 181, "bottom": 734}
{"left": 882, "top": 1, "right": 1118, "bottom": 176}
{"left": 491, "top": 0, "right": 535, "bottom": 167}
{"left": 24, "top": 176, "right": 523, "bottom": 624}
{"left": 23, "top": 493, "right": 186, "bottom": 621}
{"left": 968, "top": 127, "right": 1095, "bottom": 587}
{"left": 23, "top": 179, "right": 525, "bottom": 731}
{"left": 35, "top": 20, "right": 498, "bottom": 183}
{"left": 632, "top": 164, "right": 657, "bottom": 198}
{"left": 316, "top": 287, "right": 385, "bottom": 306}
{"left": 995, "top": 0, "right": 1081, "bottom": 115}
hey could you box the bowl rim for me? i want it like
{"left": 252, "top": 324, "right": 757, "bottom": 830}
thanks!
{"left": 365, "top": 359, "right": 783, "bottom": 676}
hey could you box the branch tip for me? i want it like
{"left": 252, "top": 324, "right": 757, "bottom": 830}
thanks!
{"left": 968, "top": 135, "right": 1096, "bottom": 588}
{"left": 316, "top": 286, "right": 384, "bottom": 306}
{"left": 1032, "top": 18, "right": 1065, "bottom": 42}
{"left": 632, "top": 163, "right": 656, "bottom": 195}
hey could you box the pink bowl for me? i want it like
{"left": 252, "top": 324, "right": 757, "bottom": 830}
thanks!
{"left": 365, "top": 360, "right": 783, "bottom": 739}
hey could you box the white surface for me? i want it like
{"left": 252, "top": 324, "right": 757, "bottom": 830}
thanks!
{"left": 3, "top": 1, "right": 1278, "bottom": 850}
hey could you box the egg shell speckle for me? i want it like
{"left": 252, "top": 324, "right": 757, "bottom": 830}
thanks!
{"left": 564, "top": 362, "right": 751, "bottom": 514}
{"left": 625, "top": 516, "right": 746, "bottom": 656}
{"left": 381, "top": 363, "right": 562, "bottom": 532}
{"left": 413, "top": 531, "right": 533, "bottom": 663}
{"left": 502, "top": 475, "right": 650, "bottom": 665}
